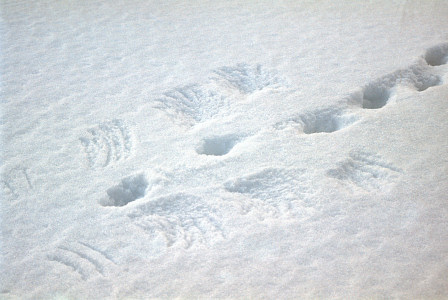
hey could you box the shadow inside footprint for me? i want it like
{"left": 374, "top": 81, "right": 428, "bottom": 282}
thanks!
{"left": 425, "top": 43, "right": 448, "bottom": 66}
{"left": 196, "top": 135, "right": 240, "bottom": 156}
{"left": 100, "top": 173, "right": 148, "bottom": 207}
{"left": 300, "top": 109, "right": 359, "bottom": 134}
{"left": 362, "top": 83, "right": 391, "bottom": 109}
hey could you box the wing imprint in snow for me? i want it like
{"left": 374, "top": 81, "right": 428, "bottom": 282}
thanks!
{"left": 224, "top": 168, "right": 313, "bottom": 217}
{"left": 213, "top": 63, "right": 285, "bottom": 94}
{"left": 47, "top": 242, "right": 117, "bottom": 280}
{"left": 128, "top": 193, "right": 224, "bottom": 249}
{"left": 153, "top": 85, "right": 229, "bottom": 125}
{"left": 1, "top": 166, "right": 33, "bottom": 199}
{"left": 79, "top": 119, "right": 132, "bottom": 168}
{"left": 327, "top": 151, "right": 402, "bottom": 192}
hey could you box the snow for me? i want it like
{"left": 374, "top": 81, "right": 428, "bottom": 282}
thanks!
{"left": 1, "top": 1, "right": 448, "bottom": 299}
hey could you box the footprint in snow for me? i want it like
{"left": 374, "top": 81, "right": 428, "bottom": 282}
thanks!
{"left": 349, "top": 44, "right": 448, "bottom": 110}
{"left": 274, "top": 108, "right": 359, "bottom": 134}
{"left": 99, "top": 173, "right": 149, "bottom": 207}
{"left": 196, "top": 134, "right": 242, "bottom": 156}
{"left": 424, "top": 43, "right": 448, "bottom": 66}
{"left": 354, "top": 64, "right": 442, "bottom": 109}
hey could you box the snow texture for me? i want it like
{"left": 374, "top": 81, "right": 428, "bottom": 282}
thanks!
{"left": 2, "top": 1, "right": 448, "bottom": 299}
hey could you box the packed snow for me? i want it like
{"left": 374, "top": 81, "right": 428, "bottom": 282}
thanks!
{"left": 1, "top": 1, "right": 448, "bottom": 299}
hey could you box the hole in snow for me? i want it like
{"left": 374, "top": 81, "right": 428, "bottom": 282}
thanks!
{"left": 290, "top": 109, "right": 357, "bottom": 134}
{"left": 274, "top": 109, "right": 358, "bottom": 134}
{"left": 196, "top": 135, "right": 240, "bottom": 156}
{"left": 100, "top": 173, "right": 148, "bottom": 207}
{"left": 424, "top": 43, "right": 448, "bottom": 66}
{"left": 362, "top": 83, "right": 391, "bottom": 109}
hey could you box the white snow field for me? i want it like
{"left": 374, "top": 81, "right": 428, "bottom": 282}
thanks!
{"left": 1, "top": 1, "right": 448, "bottom": 299}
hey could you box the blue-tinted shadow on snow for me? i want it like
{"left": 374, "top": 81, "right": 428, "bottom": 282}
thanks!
{"left": 100, "top": 173, "right": 148, "bottom": 207}
{"left": 424, "top": 43, "right": 448, "bottom": 66}
{"left": 196, "top": 134, "right": 242, "bottom": 156}
{"left": 274, "top": 108, "right": 360, "bottom": 134}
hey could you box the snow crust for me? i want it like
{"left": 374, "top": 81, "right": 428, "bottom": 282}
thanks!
{"left": 1, "top": 1, "right": 448, "bottom": 299}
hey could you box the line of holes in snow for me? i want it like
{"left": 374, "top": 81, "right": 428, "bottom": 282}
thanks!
{"left": 358, "top": 43, "right": 447, "bottom": 109}
{"left": 98, "top": 43, "right": 448, "bottom": 207}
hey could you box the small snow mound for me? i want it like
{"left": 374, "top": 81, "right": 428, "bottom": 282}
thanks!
{"left": 196, "top": 135, "right": 240, "bottom": 156}
{"left": 213, "top": 63, "right": 284, "bottom": 93}
{"left": 100, "top": 173, "right": 148, "bottom": 207}
{"left": 424, "top": 43, "right": 448, "bottom": 66}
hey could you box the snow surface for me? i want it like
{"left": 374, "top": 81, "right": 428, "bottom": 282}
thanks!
{"left": 1, "top": 1, "right": 448, "bottom": 299}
